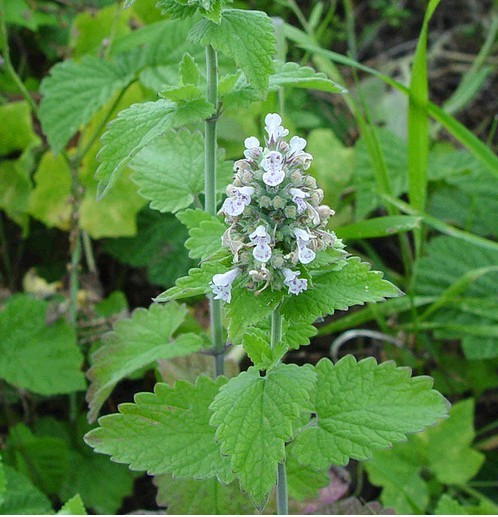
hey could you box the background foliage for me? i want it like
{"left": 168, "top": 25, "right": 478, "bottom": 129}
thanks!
{"left": 0, "top": 0, "right": 497, "bottom": 514}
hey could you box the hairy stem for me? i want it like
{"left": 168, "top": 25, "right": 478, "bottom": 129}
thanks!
{"left": 271, "top": 308, "right": 288, "bottom": 514}
{"left": 204, "top": 44, "right": 224, "bottom": 377}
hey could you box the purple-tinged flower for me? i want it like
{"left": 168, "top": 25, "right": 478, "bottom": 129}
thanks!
{"left": 253, "top": 243, "right": 272, "bottom": 263}
{"left": 289, "top": 187, "right": 308, "bottom": 214}
{"left": 261, "top": 151, "right": 285, "bottom": 186}
{"left": 264, "top": 113, "right": 289, "bottom": 142}
{"left": 282, "top": 268, "right": 308, "bottom": 295}
{"left": 220, "top": 186, "right": 255, "bottom": 216}
{"left": 249, "top": 224, "right": 271, "bottom": 244}
{"left": 243, "top": 136, "right": 262, "bottom": 159}
{"left": 293, "top": 228, "right": 316, "bottom": 264}
{"left": 210, "top": 268, "right": 240, "bottom": 303}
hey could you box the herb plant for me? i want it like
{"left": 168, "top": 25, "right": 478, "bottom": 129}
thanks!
{"left": 1, "top": 0, "right": 497, "bottom": 514}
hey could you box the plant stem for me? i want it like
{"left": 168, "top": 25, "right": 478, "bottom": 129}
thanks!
{"left": 204, "top": 44, "right": 224, "bottom": 377}
{"left": 271, "top": 308, "right": 288, "bottom": 515}
{"left": 82, "top": 230, "right": 97, "bottom": 274}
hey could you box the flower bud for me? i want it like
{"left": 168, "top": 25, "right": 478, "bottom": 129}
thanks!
{"left": 284, "top": 205, "right": 297, "bottom": 219}
{"left": 271, "top": 254, "right": 285, "bottom": 269}
{"left": 259, "top": 195, "right": 272, "bottom": 208}
{"left": 272, "top": 196, "right": 285, "bottom": 210}
{"left": 304, "top": 176, "right": 317, "bottom": 189}
{"left": 318, "top": 205, "right": 335, "bottom": 220}
{"left": 241, "top": 171, "right": 254, "bottom": 184}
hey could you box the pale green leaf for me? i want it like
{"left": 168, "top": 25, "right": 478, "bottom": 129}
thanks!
{"left": 179, "top": 52, "right": 200, "bottom": 85}
{"left": 160, "top": 83, "right": 202, "bottom": 102}
{"left": 57, "top": 494, "right": 87, "bottom": 515}
{"left": 28, "top": 152, "right": 71, "bottom": 231}
{"left": 270, "top": 60, "right": 346, "bottom": 93}
{"left": 189, "top": 9, "right": 275, "bottom": 95}
{"left": 281, "top": 256, "right": 402, "bottom": 324}
{"left": 96, "top": 99, "right": 214, "bottom": 197}
{"left": 39, "top": 56, "right": 132, "bottom": 153}
{"left": 292, "top": 356, "right": 449, "bottom": 470}
{"left": 85, "top": 376, "right": 233, "bottom": 483}
{"left": 241, "top": 329, "right": 273, "bottom": 370}
{"left": 0, "top": 465, "right": 52, "bottom": 515}
{"left": 156, "top": 0, "right": 197, "bottom": 19}
{"left": 285, "top": 454, "right": 329, "bottom": 502}
{"left": 0, "top": 295, "right": 85, "bottom": 395}
{"left": 86, "top": 302, "right": 202, "bottom": 422}
{"left": 155, "top": 475, "right": 253, "bottom": 514}
{"left": 336, "top": 215, "right": 421, "bottom": 240}
{"left": 176, "top": 209, "right": 226, "bottom": 259}
{"left": 0, "top": 101, "right": 41, "bottom": 155}
{"left": 5, "top": 423, "right": 68, "bottom": 495}
{"left": 210, "top": 364, "right": 316, "bottom": 508}
{"left": 0, "top": 159, "right": 31, "bottom": 231}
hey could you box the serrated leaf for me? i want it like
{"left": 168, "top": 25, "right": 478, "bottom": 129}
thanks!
{"left": 96, "top": 98, "right": 214, "bottom": 197}
{"left": 160, "top": 83, "right": 202, "bottom": 102}
{"left": 292, "top": 356, "right": 449, "bottom": 470}
{"left": 86, "top": 302, "right": 202, "bottom": 422}
{"left": 155, "top": 475, "right": 253, "bottom": 514}
{"left": 210, "top": 364, "right": 316, "bottom": 508}
{"left": 270, "top": 60, "right": 346, "bottom": 93}
{"left": 177, "top": 209, "right": 226, "bottom": 259}
{"left": 5, "top": 424, "right": 68, "bottom": 495}
{"left": 157, "top": 0, "right": 198, "bottom": 19}
{"left": 281, "top": 256, "right": 402, "bottom": 324}
{"left": 154, "top": 250, "right": 232, "bottom": 302}
{"left": 57, "top": 494, "right": 87, "bottom": 515}
{"left": 102, "top": 208, "right": 193, "bottom": 287}
{"left": 189, "top": 9, "right": 275, "bottom": 95}
{"left": 179, "top": 52, "right": 200, "bottom": 85}
{"left": 0, "top": 295, "right": 85, "bottom": 395}
{"left": 39, "top": 56, "right": 133, "bottom": 153}
{"left": 285, "top": 454, "right": 329, "bottom": 502}
{"left": 131, "top": 129, "right": 229, "bottom": 213}
{"left": 85, "top": 376, "right": 233, "bottom": 483}
{"left": 0, "top": 465, "right": 52, "bottom": 515}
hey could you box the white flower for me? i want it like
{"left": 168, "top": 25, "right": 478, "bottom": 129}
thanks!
{"left": 243, "top": 136, "right": 262, "bottom": 159}
{"left": 261, "top": 151, "right": 285, "bottom": 186}
{"left": 264, "top": 113, "right": 289, "bottom": 142}
{"left": 289, "top": 187, "right": 308, "bottom": 214}
{"left": 249, "top": 224, "right": 271, "bottom": 244}
{"left": 220, "top": 186, "right": 254, "bottom": 216}
{"left": 210, "top": 268, "right": 240, "bottom": 303}
{"left": 282, "top": 268, "right": 308, "bottom": 295}
{"left": 297, "top": 246, "right": 316, "bottom": 264}
{"left": 293, "top": 228, "right": 316, "bottom": 264}
{"left": 289, "top": 136, "right": 307, "bottom": 155}
{"left": 253, "top": 243, "right": 272, "bottom": 263}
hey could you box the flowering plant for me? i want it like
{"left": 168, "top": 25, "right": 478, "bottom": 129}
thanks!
{"left": 211, "top": 113, "right": 337, "bottom": 302}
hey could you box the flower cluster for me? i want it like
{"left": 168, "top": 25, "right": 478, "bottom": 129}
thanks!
{"left": 210, "top": 114, "right": 336, "bottom": 302}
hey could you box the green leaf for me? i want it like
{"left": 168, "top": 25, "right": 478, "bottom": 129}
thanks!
{"left": 154, "top": 250, "right": 232, "bottom": 302}
{"left": 4, "top": 424, "right": 68, "bottom": 495}
{"left": 0, "top": 295, "right": 85, "bottom": 395}
{"left": 285, "top": 453, "right": 329, "bottom": 502}
{"left": 60, "top": 449, "right": 134, "bottom": 515}
{"left": 189, "top": 9, "right": 275, "bottom": 95}
{"left": 102, "top": 208, "right": 193, "bottom": 287}
{"left": 131, "top": 129, "right": 230, "bottom": 213}
{"left": 156, "top": 0, "right": 198, "bottom": 19}
{"left": 0, "top": 465, "right": 52, "bottom": 515}
{"left": 177, "top": 209, "right": 226, "bottom": 259}
{"left": 86, "top": 302, "right": 202, "bottom": 422}
{"left": 425, "top": 399, "right": 484, "bottom": 484}
{"left": 365, "top": 399, "right": 484, "bottom": 514}
{"left": 85, "top": 376, "right": 233, "bottom": 482}
{"left": 39, "top": 56, "right": 133, "bottom": 154}
{"left": 0, "top": 101, "right": 41, "bottom": 156}
{"left": 57, "top": 494, "right": 87, "bottom": 515}
{"left": 160, "top": 83, "right": 202, "bottom": 102}
{"left": 336, "top": 215, "right": 421, "bottom": 240}
{"left": 155, "top": 475, "right": 253, "bottom": 514}
{"left": 270, "top": 60, "right": 346, "bottom": 93}
{"left": 0, "top": 159, "right": 31, "bottom": 232}
{"left": 179, "top": 52, "right": 200, "bottom": 85}
{"left": 210, "top": 364, "right": 316, "bottom": 508}
{"left": 415, "top": 236, "right": 498, "bottom": 358}
{"left": 281, "top": 256, "right": 402, "bottom": 324}
{"left": 292, "top": 356, "right": 449, "bottom": 470}
{"left": 96, "top": 98, "right": 214, "bottom": 197}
